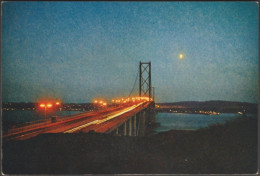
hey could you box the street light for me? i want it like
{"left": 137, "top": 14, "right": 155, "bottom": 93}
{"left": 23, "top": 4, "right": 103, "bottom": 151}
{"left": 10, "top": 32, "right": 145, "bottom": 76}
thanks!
{"left": 55, "top": 101, "right": 62, "bottom": 112}
{"left": 39, "top": 103, "right": 53, "bottom": 120}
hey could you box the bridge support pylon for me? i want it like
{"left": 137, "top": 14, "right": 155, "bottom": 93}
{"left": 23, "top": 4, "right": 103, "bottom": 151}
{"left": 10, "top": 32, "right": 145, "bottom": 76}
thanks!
{"left": 139, "top": 61, "right": 152, "bottom": 100}
{"left": 133, "top": 115, "right": 137, "bottom": 136}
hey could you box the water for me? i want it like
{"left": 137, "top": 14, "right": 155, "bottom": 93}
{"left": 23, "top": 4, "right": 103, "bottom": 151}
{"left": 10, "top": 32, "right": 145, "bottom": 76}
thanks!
{"left": 2, "top": 110, "right": 83, "bottom": 124}
{"left": 2, "top": 110, "right": 256, "bottom": 134}
{"left": 153, "top": 112, "right": 256, "bottom": 133}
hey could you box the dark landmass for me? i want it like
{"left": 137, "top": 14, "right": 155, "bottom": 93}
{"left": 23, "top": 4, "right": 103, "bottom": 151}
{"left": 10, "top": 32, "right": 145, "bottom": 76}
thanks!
{"left": 156, "top": 100, "right": 257, "bottom": 114}
{"left": 2, "top": 116, "right": 257, "bottom": 174}
{"left": 2, "top": 102, "right": 94, "bottom": 111}
{"left": 62, "top": 103, "right": 94, "bottom": 111}
{"left": 2, "top": 102, "right": 36, "bottom": 110}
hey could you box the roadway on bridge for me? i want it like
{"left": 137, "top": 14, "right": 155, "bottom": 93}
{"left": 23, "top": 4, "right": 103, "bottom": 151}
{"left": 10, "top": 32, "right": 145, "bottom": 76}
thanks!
{"left": 3, "top": 101, "right": 150, "bottom": 141}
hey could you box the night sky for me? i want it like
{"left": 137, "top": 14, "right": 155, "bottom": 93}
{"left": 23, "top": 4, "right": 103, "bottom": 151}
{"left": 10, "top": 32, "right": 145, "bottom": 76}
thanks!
{"left": 2, "top": 2, "right": 258, "bottom": 103}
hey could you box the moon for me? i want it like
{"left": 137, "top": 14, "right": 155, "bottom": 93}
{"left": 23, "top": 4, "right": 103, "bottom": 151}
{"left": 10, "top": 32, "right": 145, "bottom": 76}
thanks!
{"left": 178, "top": 53, "right": 184, "bottom": 60}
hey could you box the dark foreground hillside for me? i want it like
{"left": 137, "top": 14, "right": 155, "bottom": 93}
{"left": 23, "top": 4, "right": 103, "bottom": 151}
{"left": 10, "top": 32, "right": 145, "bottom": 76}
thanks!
{"left": 2, "top": 117, "right": 258, "bottom": 174}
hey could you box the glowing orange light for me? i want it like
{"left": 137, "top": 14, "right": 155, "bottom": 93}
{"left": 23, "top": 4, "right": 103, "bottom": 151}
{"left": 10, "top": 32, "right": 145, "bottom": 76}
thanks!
{"left": 99, "top": 101, "right": 103, "bottom": 104}
{"left": 103, "top": 103, "right": 107, "bottom": 106}
{"left": 40, "top": 104, "right": 45, "bottom": 108}
{"left": 56, "top": 102, "right": 60, "bottom": 105}
{"left": 47, "top": 104, "right": 53, "bottom": 108}
{"left": 94, "top": 100, "right": 98, "bottom": 103}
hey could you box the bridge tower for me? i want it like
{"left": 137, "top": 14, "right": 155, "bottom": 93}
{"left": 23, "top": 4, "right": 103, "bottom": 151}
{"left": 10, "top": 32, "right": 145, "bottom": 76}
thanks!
{"left": 139, "top": 61, "right": 152, "bottom": 101}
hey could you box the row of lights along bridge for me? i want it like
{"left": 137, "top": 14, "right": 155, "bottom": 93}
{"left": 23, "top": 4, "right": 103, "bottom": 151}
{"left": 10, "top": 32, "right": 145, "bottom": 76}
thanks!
{"left": 93, "top": 96, "right": 153, "bottom": 107}
{"left": 38, "top": 96, "right": 152, "bottom": 117}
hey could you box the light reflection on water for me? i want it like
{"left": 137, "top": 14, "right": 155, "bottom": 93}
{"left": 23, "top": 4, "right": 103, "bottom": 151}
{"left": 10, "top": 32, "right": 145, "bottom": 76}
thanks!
{"left": 153, "top": 113, "right": 256, "bottom": 133}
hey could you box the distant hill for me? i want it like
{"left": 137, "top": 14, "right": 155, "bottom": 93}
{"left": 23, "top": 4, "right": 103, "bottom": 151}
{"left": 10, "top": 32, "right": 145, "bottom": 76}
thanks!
{"left": 156, "top": 101, "right": 258, "bottom": 114}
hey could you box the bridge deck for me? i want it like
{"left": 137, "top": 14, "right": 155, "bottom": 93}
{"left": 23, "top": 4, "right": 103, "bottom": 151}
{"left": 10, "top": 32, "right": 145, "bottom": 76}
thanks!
{"left": 3, "top": 101, "right": 152, "bottom": 141}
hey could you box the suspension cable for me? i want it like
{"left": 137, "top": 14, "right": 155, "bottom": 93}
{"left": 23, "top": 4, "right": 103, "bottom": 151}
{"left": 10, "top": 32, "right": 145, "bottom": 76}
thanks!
{"left": 127, "top": 67, "right": 139, "bottom": 98}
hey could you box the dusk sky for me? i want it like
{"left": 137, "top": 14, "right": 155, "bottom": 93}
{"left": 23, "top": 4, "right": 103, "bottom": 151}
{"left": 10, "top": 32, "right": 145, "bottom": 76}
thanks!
{"left": 2, "top": 2, "right": 258, "bottom": 103}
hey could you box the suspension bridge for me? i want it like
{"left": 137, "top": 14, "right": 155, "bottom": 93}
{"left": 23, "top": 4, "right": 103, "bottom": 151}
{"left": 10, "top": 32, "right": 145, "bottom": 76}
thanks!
{"left": 3, "top": 62, "right": 155, "bottom": 141}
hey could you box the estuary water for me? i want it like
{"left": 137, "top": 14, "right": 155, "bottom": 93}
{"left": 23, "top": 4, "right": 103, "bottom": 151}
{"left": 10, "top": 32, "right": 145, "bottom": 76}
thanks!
{"left": 2, "top": 110, "right": 256, "bottom": 134}
{"left": 2, "top": 110, "right": 83, "bottom": 124}
{"left": 153, "top": 112, "right": 256, "bottom": 133}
